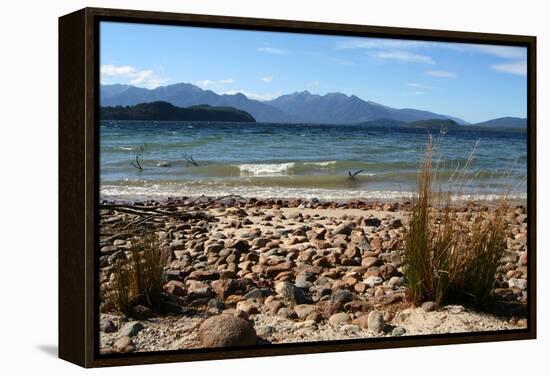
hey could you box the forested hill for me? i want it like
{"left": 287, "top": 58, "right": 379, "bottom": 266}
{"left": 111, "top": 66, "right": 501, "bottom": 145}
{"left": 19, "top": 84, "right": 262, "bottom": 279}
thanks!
{"left": 100, "top": 101, "right": 256, "bottom": 122}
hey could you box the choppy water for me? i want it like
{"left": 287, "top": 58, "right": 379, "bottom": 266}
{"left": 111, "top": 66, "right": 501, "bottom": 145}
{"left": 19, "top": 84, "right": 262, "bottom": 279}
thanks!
{"left": 99, "top": 121, "right": 527, "bottom": 201}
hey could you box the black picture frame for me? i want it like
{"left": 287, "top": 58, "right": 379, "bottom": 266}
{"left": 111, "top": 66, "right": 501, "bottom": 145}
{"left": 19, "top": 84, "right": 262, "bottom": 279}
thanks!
{"left": 59, "top": 7, "right": 537, "bottom": 368}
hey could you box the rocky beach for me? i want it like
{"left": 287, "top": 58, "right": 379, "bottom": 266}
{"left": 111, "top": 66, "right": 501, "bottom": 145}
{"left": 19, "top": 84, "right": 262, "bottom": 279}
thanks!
{"left": 98, "top": 196, "right": 528, "bottom": 354}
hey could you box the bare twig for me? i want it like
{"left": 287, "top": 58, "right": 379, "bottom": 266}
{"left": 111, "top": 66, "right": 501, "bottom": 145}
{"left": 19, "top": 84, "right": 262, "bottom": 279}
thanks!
{"left": 101, "top": 195, "right": 246, "bottom": 230}
{"left": 182, "top": 153, "right": 199, "bottom": 167}
{"left": 130, "top": 146, "right": 145, "bottom": 170}
{"left": 121, "top": 214, "right": 157, "bottom": 230}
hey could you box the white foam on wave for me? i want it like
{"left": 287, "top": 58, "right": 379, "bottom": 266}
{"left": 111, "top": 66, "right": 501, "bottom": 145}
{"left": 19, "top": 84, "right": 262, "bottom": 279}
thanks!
{"left": 100, "top": 182, "right": 526, "bottom": 203}
{"left": 303, "top": 161, "right": 337, "bottom": 166}
{"left": 237, "top": 162, "right": 295, "bottom": 176}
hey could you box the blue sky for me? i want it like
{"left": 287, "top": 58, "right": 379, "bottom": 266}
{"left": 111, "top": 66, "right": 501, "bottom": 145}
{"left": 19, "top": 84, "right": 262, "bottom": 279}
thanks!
{"left": 100, "top": 21, "right": 527, "bottom": 123}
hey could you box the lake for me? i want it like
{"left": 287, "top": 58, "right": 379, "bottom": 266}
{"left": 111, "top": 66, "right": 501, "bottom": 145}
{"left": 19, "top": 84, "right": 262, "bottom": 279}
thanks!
{"left": 99, "top": 121, "right": 527, "bottom": 202}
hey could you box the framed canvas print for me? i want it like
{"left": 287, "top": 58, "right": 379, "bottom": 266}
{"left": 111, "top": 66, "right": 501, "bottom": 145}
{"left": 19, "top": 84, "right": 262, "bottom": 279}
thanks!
{"left": 59, "top": 7, "right": 536, "bottom": 367}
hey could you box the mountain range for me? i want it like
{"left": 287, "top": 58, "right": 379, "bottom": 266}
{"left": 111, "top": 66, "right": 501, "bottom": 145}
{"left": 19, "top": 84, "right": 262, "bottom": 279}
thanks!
{"left": 100, "top": 83, "right": 526, "bottom": 128}
{"left": 265, "top": 91, "right": 466, "bottom": 124}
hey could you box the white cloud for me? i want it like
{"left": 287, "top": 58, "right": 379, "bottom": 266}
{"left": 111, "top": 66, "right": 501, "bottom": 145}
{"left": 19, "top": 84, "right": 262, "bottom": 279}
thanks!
{"left": 257, "top": 47, "right": 289, "bottom": 55}
{"left": 470, "top": 45, "right": 526, "bottom": 59}
{"left": 194, "top": 78, "right": 235, "bottom": 87}
{"left": 100, "top": 64, "right": 168, "bottom": 89}
{"left": 336, "top": 38, "right": 525, "bottom": 58}
{"left": 425, "top": 70, "right": 457, "bottom": 78}
{"left": 467, "top": 45, "right": 527, "bottom": 76}
{"left": 491, "top": 61, "right": 527, "bottom": 76}
{"left": 371, "top": 51, "right": 435, "bottom": 64}
{"left": 101, "top": 65, "right": 135, "bottom": 76}
{"left": 335, "top": 38, "right": 425, "bottom": 50}
{"left": 406, "top": 83, "right": 431, "bottom": 89}
{"left": 223, "top": 90, "right": 281, "bottom": 101}
{"left": 261, "top": 76, "right": 273, "bottom": 82}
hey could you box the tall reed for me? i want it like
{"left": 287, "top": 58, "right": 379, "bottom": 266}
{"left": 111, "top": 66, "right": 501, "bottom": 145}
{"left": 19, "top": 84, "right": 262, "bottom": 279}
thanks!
{"left": 403, "top": 136, "right": 510, "bottom": 309}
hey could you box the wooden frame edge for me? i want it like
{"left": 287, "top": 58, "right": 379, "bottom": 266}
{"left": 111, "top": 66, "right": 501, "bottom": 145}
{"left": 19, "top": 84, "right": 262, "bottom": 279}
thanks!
{"left": 59, "top": 8, "right": 87, "bottom": 367}
{"left": 58, "top": 7, "right": 537, "bottom": 368}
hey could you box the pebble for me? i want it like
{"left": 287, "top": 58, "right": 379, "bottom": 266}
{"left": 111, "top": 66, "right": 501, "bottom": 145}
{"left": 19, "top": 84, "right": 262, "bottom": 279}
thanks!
{"left": 387, "top": 276, "right": 404, "bottom": 288}
{"left": 367, "top": 311, "right": 385, "bottom": 333}
{"left": 353, "top": 314, "right": 369, "bottom": 329}
{"left": 277, "top": 307, "right": 298, "bottom": 319}
{"left": 293, "top": 304, "right": 317, "bottom": 320}
{"left": 114, "top": 336, "right": 134, "bottom": 353}
{"left": 100, "top": 319, "right": 117, "bottom": 333}
{"left": 391, "top": 326, "right": 406, "bottom": 336}
{"left": 119, "top": 321, "right": 144, "bottom": 338}
{"left": 330, "top": 289, "right": 354, "bottom": 305}
{"left": 329, "top": 312, "right": 351, "bottom": 324}
{"left": 508, "top": 278, "right": 527, "bottom": 290}
{"left": 275, "top": 281, "right": 309, "bottom": 305}
{"left": 365, "top": 276, "right": 383, "bottom": 288}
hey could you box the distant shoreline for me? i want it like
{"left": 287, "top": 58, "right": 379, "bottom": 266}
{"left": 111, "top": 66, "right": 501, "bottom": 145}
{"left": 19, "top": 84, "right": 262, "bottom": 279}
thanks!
{"left": 99, "top": 114, "right": 526, "bottom": 132}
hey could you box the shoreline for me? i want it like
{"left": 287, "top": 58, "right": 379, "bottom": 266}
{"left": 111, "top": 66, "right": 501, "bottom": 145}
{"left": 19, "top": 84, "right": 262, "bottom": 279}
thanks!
{"left": 99, "top": 194, "right": 527, "bottom": 210}
{"left": 98, "top": 196, "right": 528, "bottom": 353}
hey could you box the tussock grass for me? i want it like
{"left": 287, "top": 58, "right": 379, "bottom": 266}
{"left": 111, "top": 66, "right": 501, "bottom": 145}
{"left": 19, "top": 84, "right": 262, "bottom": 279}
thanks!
{"left": 403, "top": 137, "right": 510, "bottom": 309}
{"left": 454, "top": 209, "right": 508, "bottom": 308}
{"left": 112, "top": 234, "right": 166, "bottom": 315}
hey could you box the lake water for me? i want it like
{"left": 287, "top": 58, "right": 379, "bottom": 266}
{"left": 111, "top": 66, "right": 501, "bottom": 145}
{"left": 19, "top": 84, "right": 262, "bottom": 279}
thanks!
{"left": 99, "top": 121, "right": 527, "bottom": 202}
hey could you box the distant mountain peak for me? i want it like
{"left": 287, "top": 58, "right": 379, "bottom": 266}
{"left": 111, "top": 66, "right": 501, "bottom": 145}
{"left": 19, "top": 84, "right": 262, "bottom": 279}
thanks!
{"left": 323, "top": 92, "right": 347, "bottom": 98}
{"left": 289, "top": 90, "right": 313, "bottom": 97}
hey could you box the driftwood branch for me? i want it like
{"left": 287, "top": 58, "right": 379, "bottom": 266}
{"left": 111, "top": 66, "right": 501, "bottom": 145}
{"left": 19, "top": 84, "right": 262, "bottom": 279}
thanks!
{"left": 185, "top": 194, "right": 245, "bottom": 206}
{"left": 130, "top": 146, "right": 145, "bottom": 170}
{"left": 100, "top": 204, "right": 194, "bottom": 217}
{"left": 100, "top": 195, "right": 246, "bottom": 230}
{"left": 182, "top": 153, "right": 199, "bottom": 167}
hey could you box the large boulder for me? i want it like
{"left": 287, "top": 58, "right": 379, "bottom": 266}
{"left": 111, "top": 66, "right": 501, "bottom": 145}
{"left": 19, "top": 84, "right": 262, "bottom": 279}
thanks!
{"left": 199, "top": 315, "right": 258, "bottom": 348}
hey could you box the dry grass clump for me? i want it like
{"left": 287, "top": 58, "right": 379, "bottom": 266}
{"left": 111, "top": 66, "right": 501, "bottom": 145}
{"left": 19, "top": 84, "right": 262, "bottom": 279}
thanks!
{"left": 403, "top": 138, "right": 509, "bottom": 309}
{"left": 112, "top": 234, "right": 166, "bottom": 315}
